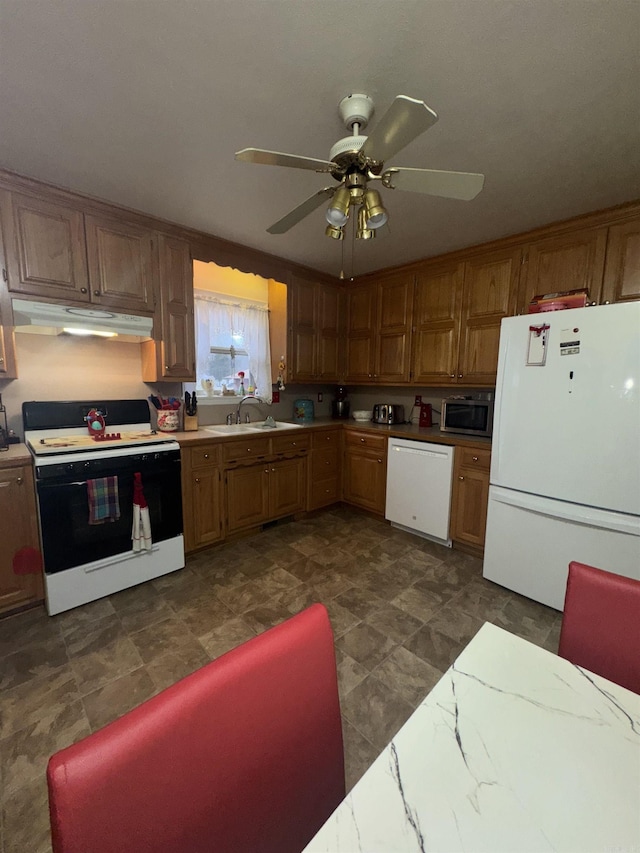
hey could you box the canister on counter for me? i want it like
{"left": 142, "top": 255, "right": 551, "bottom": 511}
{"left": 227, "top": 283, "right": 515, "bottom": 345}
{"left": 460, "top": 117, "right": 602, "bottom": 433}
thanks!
{"left": 293, "top": 399, "right": 314, "bottom": 424}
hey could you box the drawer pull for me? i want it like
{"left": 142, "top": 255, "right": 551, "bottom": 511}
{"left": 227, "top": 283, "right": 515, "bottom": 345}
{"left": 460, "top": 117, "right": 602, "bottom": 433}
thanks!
{"left": 16, "top": 477, "right": 23, "bottom": 485}
{"left": 360, "top": 438, "right": 365, "bottom": 443}
{"left": 472, "top": 455, "right": 478, "bottom": 462}
{"left": 458, "top": 476, "right": 464, "bottom": 480}
{"left": 203, "top": 453, "right": 209, "bottom": 460}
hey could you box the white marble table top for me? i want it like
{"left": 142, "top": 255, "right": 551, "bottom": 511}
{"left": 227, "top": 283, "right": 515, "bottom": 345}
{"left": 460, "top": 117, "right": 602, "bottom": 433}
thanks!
{"left": 305, "top": 622, "right": 640, "bottom": 853}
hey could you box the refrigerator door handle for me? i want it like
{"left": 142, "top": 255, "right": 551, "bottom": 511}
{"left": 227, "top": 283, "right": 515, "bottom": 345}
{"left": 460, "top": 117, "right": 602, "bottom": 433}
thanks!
{"left": 490, "top": 486, "right": 640, "bottom": 537}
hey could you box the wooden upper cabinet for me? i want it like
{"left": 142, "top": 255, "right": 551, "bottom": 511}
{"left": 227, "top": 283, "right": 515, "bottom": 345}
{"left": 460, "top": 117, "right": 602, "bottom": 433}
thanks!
{"left": 601, "top": 217, "right": 640, "bottom": 304}
{"left": 517, "top": 227, "right": 608, "bottom": 312}
{"left": 289, "top": 274, "right": 342, "bottom": 382}
{"left": 345, "top": 273, "right": 413, "bottom": 383}
{"left": 459, "top": 248, "right": 520, "bottom": 385}
{"left": 85, "top": 214, "right": 154, "bottom": 312}
{"left": 158, "top": 235, "right": 194, "bottom": 378}
{"left": 0, "top": 190, "right": 89, "bottom": 301}
{"left": 141, "top": 234, "right": 194, "bottom": 382}
{"left": 413, "top": 262, "right": 464, "bottom": 384}
{"left": 376, "top": 272, "right": 413, "bottom": 382}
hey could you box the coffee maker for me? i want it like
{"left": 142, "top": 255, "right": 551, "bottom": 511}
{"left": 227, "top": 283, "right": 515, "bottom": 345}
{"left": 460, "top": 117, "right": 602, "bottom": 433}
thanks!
{"left": 331, "top": 386, "right": 350, "bottom": 419}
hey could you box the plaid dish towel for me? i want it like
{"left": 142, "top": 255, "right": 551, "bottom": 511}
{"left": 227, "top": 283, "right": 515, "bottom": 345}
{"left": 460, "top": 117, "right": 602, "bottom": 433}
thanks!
{"left": 87, "top": 477, "right": 121, "bottom": 525}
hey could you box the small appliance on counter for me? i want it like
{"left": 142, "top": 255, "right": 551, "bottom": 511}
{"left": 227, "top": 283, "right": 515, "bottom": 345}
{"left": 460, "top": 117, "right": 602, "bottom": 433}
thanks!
{"left": 331, "top": 386, "right": 350, "bottom": 419}
{"left": 293, "top": 398, "right": 314, "bottom": 423}
{"left": 372, "top": 404, "right": 404, "bottom": 425}
{"left": 418, "top": 403, "right": 433, "bottom": 428}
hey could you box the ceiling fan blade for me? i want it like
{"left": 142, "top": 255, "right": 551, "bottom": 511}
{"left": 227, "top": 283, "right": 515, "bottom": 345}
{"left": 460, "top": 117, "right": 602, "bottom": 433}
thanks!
{"left": 266, "top": 187, "right": 336, "bottom": 234}
{"left": 361, "top": 96, "right": 438, "bottom": 164}
{"left": 382, "top": 167, "right": 485, "bottom": 200}
{"left": 235, "top": 148, "right": 336, "bottom": 173}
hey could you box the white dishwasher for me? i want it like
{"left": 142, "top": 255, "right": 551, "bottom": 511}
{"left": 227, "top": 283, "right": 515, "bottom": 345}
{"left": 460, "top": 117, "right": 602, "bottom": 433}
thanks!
{"left": 385, "top": 438, "right": 455, "bottom": 546}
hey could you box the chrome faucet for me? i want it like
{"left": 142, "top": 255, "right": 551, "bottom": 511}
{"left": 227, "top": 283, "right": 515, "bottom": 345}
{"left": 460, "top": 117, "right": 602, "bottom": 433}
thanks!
{"left": 235, "top": 395, "right": 265, "bottom": 424}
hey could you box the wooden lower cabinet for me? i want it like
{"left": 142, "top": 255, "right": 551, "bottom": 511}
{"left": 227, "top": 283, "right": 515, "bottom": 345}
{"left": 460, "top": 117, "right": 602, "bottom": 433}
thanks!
{"left": 450, "top": 444, "right": 491, "bottom": 551}
{"left": 181, "top": 443, "right": 223, "bottom": 552}
{"left": 0, "top": 461, "right": 43, "bottom": 614}
{"left": 308, "top": 428, "right": 342, "bottom": 510}
{"left": 226, "top": 456, "right": 306, "bottom": 534}
{"left": 343, "top": 430, "right": 387, "bottom": 515}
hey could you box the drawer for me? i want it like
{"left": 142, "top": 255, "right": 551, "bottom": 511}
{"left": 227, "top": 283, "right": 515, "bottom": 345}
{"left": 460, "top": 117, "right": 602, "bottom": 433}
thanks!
{"left": 186, "top": 443, "right": 220, "bottom": 469}
{"left": 345, "top": 430, "right": 387, "bottom": 453}
{"left": 271, "top": 432, "right": 310, "bottom": 455}
{"left": 222, "top": 436, "right": 271, "bottom": 463}
{"left": 311, "top": 428, "right": 341, "bottom": 450}
{"left": 312, "top": 447, "right": 339, "bottom": 477}
{"left": 310, "top": 476, "right": 339, "bottom": 508}
{"left": 457, "top": 446, "right": 491, "bottom": 471}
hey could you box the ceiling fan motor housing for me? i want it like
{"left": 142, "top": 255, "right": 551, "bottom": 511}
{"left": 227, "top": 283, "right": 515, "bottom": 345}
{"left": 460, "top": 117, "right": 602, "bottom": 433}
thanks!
{"left": 338, "top": 94, "right": 375, "bottom": 130}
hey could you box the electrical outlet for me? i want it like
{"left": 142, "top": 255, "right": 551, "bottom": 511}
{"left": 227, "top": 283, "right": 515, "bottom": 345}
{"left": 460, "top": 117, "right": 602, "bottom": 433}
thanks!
{"left": 317, "top": 393, "right": 323, "bottom": 403}
{"left": 414, "top": 394, "right": 422, "bottom": 406}
{"left": 272, "top": 390, "right": 280, "bottom": 403}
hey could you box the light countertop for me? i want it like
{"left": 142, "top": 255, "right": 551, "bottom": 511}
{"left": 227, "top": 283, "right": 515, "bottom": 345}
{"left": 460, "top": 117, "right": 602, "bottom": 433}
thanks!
{"left": 305, "top": 622, "right": 640, "bottom": 852}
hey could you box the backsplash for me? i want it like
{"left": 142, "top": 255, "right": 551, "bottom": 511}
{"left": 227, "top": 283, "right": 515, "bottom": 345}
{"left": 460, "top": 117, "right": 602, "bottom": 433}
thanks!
{"left": 0, "top": 332, "right": 493, "bottom": 437}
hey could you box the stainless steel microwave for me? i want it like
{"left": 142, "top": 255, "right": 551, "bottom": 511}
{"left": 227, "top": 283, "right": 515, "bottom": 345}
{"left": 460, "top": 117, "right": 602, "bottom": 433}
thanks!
{"left": 440, "top": 398, "right": 493, "bottom": 437}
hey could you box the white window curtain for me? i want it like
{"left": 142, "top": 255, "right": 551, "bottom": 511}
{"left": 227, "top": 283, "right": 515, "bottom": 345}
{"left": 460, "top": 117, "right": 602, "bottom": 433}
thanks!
{"left": 194, "top": 290, "right": 272, "bottom": 403}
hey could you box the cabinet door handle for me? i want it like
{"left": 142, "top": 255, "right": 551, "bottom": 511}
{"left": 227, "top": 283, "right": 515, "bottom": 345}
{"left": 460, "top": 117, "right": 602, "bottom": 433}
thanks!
{"left": 165, "top": 365, "right": 170, "bottom": 371}
{"left": 271, "top": 467, "right": 276, "bottom": 472}
{"left": 16, "top": 477, "right": 23, "bottom": 485}
{"left": 94, "top": 290, "right": 100, "bottom": 296}
{"left": 264, "top": 468, "right": 269, "bottom": 474}
{"left": 472, "top": 455, "right": 478, "bottom": 462}
{"left": 458, "top": 373, "right": 463, "bottom": 378}
{"left": 450, "top": 373, "right": 455, "bottom": 378}
{"left": 360, "top": 438, "right": 365, "bottom": 443}
{"left": 377, "top": 458, "right": 382, "bottom": 463}
{"left": 203, "top": 453, "right": 209, "bottom": 459}
{"left": 458, "top": 475, "right": 464, "bottom": 480}
{"left": 195, "top": 477, "right": 200, "bottom": 484}
{"left": 80, "top": 287, "right": 88, "bottom": 293}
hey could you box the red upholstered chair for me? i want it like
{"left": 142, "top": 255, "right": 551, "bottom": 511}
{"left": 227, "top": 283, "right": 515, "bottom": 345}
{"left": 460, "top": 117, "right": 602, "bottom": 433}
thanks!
{"left": 47, "top": 603, "right": 345, "bottom": 853}
{"left": 559, "top": 561, "right": 640, "bottom": 694}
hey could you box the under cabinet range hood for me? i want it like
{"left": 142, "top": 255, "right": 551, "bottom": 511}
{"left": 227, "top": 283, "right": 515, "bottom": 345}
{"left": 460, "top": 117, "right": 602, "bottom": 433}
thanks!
{"left": 11, "top": 299, "right": 154, "bottom": 340}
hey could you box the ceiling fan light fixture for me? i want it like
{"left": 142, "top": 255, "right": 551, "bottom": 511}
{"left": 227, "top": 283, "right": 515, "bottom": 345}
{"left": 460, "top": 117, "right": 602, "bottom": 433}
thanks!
{"left": 325, "top": 224, "right": 344, "bottom": 240}
{"left": 363, "top": 188, "right": 388, "bottom": 229}
{"left": 325, "top": 185, "right": 351, "bottom": 227}
{"left": 356, "top": 207, "right": 376, "bottom": 240}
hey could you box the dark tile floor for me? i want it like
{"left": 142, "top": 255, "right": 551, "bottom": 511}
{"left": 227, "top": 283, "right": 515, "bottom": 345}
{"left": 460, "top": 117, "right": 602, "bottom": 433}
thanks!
{"left": 0, "top": 506, "right": 561, "bottom": 853}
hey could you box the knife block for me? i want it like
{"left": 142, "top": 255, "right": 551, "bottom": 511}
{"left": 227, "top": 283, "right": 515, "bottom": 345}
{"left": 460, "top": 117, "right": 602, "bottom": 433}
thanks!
{"left": 183, "top": 413, "right": 199, "bottom": 431}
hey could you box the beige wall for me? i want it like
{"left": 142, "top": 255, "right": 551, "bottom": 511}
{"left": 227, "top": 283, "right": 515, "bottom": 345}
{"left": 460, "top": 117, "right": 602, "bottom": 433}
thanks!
{"left": 0, "top": 333, "right": 180, "bottom": 437}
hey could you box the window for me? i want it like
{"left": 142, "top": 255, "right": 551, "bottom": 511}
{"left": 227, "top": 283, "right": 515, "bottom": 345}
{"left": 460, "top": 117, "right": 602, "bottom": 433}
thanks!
{"left": 191, "top": 290, "right": 272, "bottom": 403}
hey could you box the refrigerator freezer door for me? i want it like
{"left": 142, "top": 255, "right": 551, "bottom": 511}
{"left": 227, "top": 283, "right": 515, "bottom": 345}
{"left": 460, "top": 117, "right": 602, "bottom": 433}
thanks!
{"left": 483, "top": 485, "right": 640, "bottom": 610}
{"left": 491, "top": 302, "right": 640, "bottom": 515}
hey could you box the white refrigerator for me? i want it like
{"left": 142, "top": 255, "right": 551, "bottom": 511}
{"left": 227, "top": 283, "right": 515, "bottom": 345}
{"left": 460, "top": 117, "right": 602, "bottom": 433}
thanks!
{"left": 483, "top": 301, "right": 640, "bottom": 610}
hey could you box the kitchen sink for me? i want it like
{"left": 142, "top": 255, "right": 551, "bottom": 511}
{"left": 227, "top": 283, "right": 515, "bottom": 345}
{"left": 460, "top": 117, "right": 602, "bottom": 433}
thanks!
{"left": 204, "top": 421, "right": 305, "bottom": 435}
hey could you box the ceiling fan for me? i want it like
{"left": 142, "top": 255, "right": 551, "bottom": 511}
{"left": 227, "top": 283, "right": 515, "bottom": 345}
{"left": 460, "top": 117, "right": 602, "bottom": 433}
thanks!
{"left": 235, "top": 93, "right": 485, "bottom": 240}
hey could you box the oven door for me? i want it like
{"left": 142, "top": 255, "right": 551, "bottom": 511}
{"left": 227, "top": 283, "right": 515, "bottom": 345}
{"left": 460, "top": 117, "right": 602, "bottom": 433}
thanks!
{"left": 36, "top": 450, "right": 183, "bottom": 574}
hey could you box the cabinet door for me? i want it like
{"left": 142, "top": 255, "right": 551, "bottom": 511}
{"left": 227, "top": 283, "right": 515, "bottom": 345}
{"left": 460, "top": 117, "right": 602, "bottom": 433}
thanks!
{"left": 601, "top": 218, "right": 640, "bottom": 304}
{"left": 225, "top": 465, "right": 269, "bottom": 533}
{"left": 158, "top": 235, "right": 195, "bottom": 379}
{"left": 345, "top": 282, "right": 376, "bottom": 382}
{"left": 189, "top": 467, "right": 222, "bottom": 550}
{"left": 0, "top": 223, "right": 18, "bottom": 378}
{"left": 85, "top": 214, "right": 155, "bottom": 312}
{"left": 317, "top": 283, "right": 341, "bottom": 381}
{"left": 458, "top": 249, "right": 520, "bottom": 385}
{"left": 289, "top": 274, "right": 317, "bottom": 381}
{"left": 269, "top": 457, "right": 305, "bottom": 518}
{"left": 450, "top": 446, "right": 491, "bottom": 549}
{"left": 0, "top": 465, "right": 43, "bottom": 614}
{"left": 375, "top": 272, "right": 414, "bottom": 383}
{"left": 0, "top": 190, "right": 89, "bottom": 301}
{"left": 343, "top": 451, "right": 386, "bottom": 515}
{"left": 413, "top": 262, "right": 464, "bottom": 384}
{"left": 518, "top": 227, "right": 608, "bottom": 312}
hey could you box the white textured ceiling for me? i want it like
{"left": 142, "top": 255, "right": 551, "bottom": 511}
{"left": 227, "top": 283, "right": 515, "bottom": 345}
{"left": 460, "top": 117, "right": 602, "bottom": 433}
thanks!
{"left": 0, "top": 0, "right": 638, "bottom": 277}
